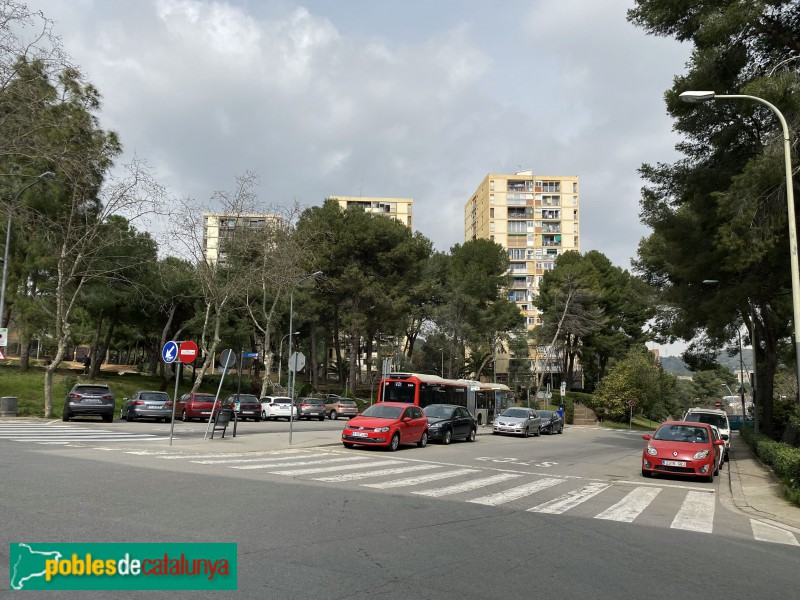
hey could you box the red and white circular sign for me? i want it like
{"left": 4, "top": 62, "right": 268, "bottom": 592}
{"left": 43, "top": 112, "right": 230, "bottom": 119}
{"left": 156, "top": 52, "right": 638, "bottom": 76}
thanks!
{"left": 179, "top": 340, "right": 199, "bottom": 364}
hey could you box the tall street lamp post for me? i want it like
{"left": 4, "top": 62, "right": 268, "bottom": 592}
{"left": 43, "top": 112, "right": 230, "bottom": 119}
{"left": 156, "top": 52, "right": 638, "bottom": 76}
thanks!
{"left": 277, "top": 331, "right": 299, "bottom": 390}
{"left": 0, "top": 171, "right": 55, "bottom": 329}
{"left": 682, "top": 90, "right": 799, "bottom": 405}
{"left": 288, "top": 271, "right": 322, "bottom": 444}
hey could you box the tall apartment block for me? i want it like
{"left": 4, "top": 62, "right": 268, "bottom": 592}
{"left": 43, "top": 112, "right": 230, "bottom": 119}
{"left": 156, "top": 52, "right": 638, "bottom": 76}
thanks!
{"left": 464, "top": 170, "right": 580, "bottom": 378}
{"left": 328, "top": 196, "right": 414, "bottom": 229}
{"left": 203, "top": 212, "right": 280, "bottom": 265}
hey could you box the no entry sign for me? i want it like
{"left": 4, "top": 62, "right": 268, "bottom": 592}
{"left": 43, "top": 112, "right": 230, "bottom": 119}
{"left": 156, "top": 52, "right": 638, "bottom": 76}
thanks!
{"left": 179, "top": 340, "right": 199, "bottom": 364}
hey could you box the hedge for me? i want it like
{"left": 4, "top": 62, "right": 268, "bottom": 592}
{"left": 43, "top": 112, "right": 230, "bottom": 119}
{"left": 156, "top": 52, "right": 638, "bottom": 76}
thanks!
{"left": 740, "top": 426, "right": 800, "bottom": 506}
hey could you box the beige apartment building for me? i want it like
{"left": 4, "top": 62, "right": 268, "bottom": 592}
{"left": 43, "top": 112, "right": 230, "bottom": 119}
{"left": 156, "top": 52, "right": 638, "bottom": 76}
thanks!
{"left": 203, "top": 212, "right": 281, "bottom": 265}
{"left": 327, "top": 196, "right": 414, "bottom": 229}
{"left": 464, "top": 170, "right": 580, "bottom": 380}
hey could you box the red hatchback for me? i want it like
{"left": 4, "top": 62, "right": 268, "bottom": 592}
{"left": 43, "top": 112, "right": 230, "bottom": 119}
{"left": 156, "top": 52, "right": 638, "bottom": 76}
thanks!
{"left": 176, "top": 392, "right": 220, "bottom": 422}
{"left": 342, "top": 402, "right": 428, "bottom": 451}
{"left": 641, "top": 421, "right": 724, "bottom": 482}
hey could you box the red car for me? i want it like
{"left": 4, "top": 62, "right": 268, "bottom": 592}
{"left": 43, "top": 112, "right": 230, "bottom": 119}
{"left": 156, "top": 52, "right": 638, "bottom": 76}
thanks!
{"left": 641, "top": 421, "right": 724, "bottom": 482}
{"left": 342, "top": 402, "right": 428, "bottom": 451}
{"left": 176, "top": 392, "right": 220, "bottom": 422}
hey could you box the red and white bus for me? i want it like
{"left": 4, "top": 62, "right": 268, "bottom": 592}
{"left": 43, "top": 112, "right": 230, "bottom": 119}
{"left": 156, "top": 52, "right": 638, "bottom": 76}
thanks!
{"left": 377, "top": 373, "right": 511, "bottom": 425}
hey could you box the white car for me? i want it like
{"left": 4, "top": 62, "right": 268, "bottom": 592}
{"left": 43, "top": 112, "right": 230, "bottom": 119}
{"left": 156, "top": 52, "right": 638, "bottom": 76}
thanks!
{"left": 709, "top": 424, "right": 725, "bottom": 475}
{"left": 684, "top": 407, "right": 731, "bottom": 461}
{"left": 260, "top": 396, "right": 298, "bottom": 421}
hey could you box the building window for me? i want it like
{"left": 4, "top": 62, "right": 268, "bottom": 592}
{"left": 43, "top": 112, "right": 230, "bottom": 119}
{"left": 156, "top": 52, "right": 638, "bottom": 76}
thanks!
{"left": 490, "top": 180, "right": 495, "bottom": 191}
{"left": 490, "top": 222, "right": 495, "bottom": 232}
{"left": 573, "top": 182, "right": 578, "bottom": 193}
{"left": 509, "top": 248, "right": 526, "bottom": 260}
{"left": 490, "top": 194, "right": 495, "bottom": 204}
{"left": 490, "top": 208, "right": 494, "bottom": 218}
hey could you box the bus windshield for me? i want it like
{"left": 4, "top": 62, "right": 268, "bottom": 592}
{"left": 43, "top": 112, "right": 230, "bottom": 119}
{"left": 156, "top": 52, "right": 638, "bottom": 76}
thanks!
{"left": 381, "top": 381, "right": 416, "bottom": 403}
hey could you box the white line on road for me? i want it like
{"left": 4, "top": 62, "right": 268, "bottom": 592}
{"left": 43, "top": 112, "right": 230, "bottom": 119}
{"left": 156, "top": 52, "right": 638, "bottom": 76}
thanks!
{"left": 751, "top": 520, "right": 800, "bottom": 546}
{"left": 313, "top": 464, "right": 440, "bottom": 482}
{"left": 232, "top": 457, "right": 368, "bottom": 470}
{"left": 468, "top": 478, "right": 565, "bottom": 506}
{"left": 528, "top": 482, "right": 611, "bottom": 514}
{"left": 670, "top": 491, "right": 716, "bottom": 533}
{"left": 595, "top": 486, "right": 661, "bottom": 522}
{"left": 363, "top": 468, "right": 480, "bottom": 489}
{"left": 413, "top": 473, "right": 522, "bottom": 498}
{"left": 268, "top": 459, "right": 403, "bottom": 476}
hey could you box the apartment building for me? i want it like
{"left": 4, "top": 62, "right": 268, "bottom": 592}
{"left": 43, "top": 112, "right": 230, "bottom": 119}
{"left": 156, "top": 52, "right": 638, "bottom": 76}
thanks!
{"left": 464, "top": 170, "right": 580, "bottom": 380}
{"left": 327, "top": 196, "right": 413, "bottom": 229}
{"left": 202, "top": 212, "right": 281, "bottom": 265}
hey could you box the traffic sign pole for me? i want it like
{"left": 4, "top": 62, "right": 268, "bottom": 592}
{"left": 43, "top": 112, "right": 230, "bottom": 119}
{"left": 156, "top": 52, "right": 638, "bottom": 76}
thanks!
{"left": 204, "top": 349, "right": 236, "bottom": 440}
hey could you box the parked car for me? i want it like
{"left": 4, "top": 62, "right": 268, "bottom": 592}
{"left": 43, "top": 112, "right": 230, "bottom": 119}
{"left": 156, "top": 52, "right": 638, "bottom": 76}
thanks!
{"left": 728, "top": 414, "right": 754, "bottom": 430}
{"left": 341, "top": 402, "right": 428, "bottom": 451}
{"left": 223, "top": 394, "right": 262, "bottom": 422}
{"left": 297, "top": 398, "right": 326, "bottom": 421}
{"left": 325, "top": 397, "right": 358, "bottom": 420}
{"left": 423, "top": 404, "right": 477, "bottom": 444}
{"left": 176, "top": 392, "right": 220, "bottom": 422}
{"left": 63, "top": 384, "right": 115, "bottom": 423}
{"left": 121, "top": 390, "right": 172, "bottom": 422}
{"left": 492, "top": 407, "right": 541, "bottom": 437}
{"left": 260, "top": 396, "right": 298, "bottom": 421}
{"left": 538, "top": 410, "right": 564, "bottom": 435}
{"left": 641, "top": 421, "right": 724, "bottom": 482}
{"left": 683, "top": 407, "right": 731, "bottom": 460}
{"left": 709, "top": 425, "right": 726, "bottom": 475}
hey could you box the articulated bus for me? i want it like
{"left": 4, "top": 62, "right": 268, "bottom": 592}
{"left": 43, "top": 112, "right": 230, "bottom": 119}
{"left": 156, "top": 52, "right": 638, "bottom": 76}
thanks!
{"left": 377, "top": 373, "right": 511, "bottom": 425}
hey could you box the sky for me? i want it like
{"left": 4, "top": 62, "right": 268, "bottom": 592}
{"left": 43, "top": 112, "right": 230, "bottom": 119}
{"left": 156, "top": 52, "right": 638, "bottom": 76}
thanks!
{"left": 28, "top": 0, "right": 693, "bottom": 355}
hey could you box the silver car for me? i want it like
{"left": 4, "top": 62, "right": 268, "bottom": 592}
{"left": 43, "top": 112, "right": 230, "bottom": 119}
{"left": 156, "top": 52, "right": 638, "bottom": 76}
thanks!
{"left": 121, "top": 390, "right": 172, "bottom": 422}
{"left": 493, "top": 407, "right": 541, "bottom": 437}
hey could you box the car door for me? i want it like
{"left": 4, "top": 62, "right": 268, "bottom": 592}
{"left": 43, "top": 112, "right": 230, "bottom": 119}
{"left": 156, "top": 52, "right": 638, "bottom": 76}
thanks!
{"left": 410, "top": 407, "right": 427, "bottom": 441}
{"left": 453, "top": 407, "right": 470, "bottom": 438}
{"left": 398, "top": 407, "right": 417, "bottom": 442}
{"left": 529, "top": 410, "right": 540, "bottom": 433}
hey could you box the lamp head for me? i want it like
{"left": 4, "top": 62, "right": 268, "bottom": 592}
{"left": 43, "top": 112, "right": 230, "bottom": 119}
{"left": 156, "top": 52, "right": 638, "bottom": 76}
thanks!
{"left": 679, "top": 91, "right": 716, "bottom": 103}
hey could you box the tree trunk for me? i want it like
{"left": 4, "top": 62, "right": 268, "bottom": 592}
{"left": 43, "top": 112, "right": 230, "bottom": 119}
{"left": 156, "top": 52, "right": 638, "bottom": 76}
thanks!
{"left": 19, "top": 329, "right": 31, "bottom": 371}
{"left": 92, "top": 307, "right": 119, "bottom": 378}
{"left": 349, "top": 329, "right": 360, "bottom": 393}
{"left": 334, "top": 307, "right": 344, "bottom": 383}
{"left": 310, "top": 323, "right": 319, "bottom": 389}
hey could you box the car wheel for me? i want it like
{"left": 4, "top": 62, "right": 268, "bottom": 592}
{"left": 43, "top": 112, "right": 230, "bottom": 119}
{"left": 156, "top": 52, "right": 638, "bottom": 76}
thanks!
{"left": 442, "top": 429, "right": 452, "bottom": 445}
{"left": 163, "top": 417, "right": 171, "bottom": 423}
{"left": 254, "top": 416, "right": 261, "bottom": 422}
{"left": 523, "top": 427, "right": 529, "bottom": 438}
{"left": 417, "top": 431, "right": 428, "bottom": 448}
{"left": 102, "top": 414, "right": 113, "bottom": 423}
{"left": 642, "top": 469, "right": 652, "bottom": 478}
{"left": 558, "top": 425, "right": 564, "bottom": 434}
{"left": 330, "top": 410, "right": 338, "bottom": 420}
{"left": 704, "top": 469, "right": 714, "bottom": 483}
{"left": 181, "top": 410, "right": 188, "bottom": 422}
{"left": 467, "top": 428, "right": 476, "bottom": 442}
{"left": 128, "top": 412, "right": 135, "bottom": 422}
{"left": 318, "top": 415, "right": 324, "bottom": 421}
{"left": 62, "top": 412, "right": 70, "bottom": 422}
{"left": 714, "top": 461, "right": 720, "bottom": 476}
{"left": 389, "top": 433, "right": 400, "bottom": 452}
{"left": 343, "top": 442, "right": 354, "bottom": 449}
{"left": 534, "top": 426, "right": 541, "bottom": 437}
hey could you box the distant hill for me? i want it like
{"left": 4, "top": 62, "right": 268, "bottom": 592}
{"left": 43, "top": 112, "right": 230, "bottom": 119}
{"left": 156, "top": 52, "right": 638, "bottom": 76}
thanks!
{"left": 658, "top": 352, "right": 753, "bottom": 377}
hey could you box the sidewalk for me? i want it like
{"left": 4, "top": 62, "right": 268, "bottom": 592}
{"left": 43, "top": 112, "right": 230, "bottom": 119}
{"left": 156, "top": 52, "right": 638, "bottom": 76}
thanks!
{"left": 727, "top": 432, "right": 800, "bottom": 531}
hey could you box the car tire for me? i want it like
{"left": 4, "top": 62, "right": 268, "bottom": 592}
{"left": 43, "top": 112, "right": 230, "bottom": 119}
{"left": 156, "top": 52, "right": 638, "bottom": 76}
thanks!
{"left": 714, "top": 461, "right": 720, "bottom": 476}
{"left": 62, "top": 412, "right": 70, "bottom": 422}
{"left": 534, "top": 426, "right": 541, "bottom": 437}
{"left": 389, "top": 433, "right": 400, "bottom": 452}
{"left": 163, "top": 417, "right": 171, "bottom": 423}
{"left": 181, "top": 410, "right": 188, "bottom": 422}
{"left": 558, "top": 425, "right": 563, "bottom": 434}
{"left": 704, "top": 469, "right": 714, "bottom": 483}
{"left": 417, "top": 431, "right": 428, "bottom": 448}
{"left": 128, "top": 412, "right": 135, "bottom": 422}
{"left": 442, "top": 429, "right": 452, "bottom": 445}
{"left": 318, "top": 415, "right": 324, "bottom": 421}
{"left": 642, "top": 469, "right": 652, "bottom": 478}
{"left": 102, "top": 414, "right": 113, "bottom": 423}
{"left": 343, "top": 442, "right": 354, "bottom": 449}
{"left": 330, "top": 410, "right": 338, "bottom": 420}
{"left": 467, "top": 428, "right": 476, "bottom": 442}
{"left": 523, "top": 427, "right": 529, "bottom": 438}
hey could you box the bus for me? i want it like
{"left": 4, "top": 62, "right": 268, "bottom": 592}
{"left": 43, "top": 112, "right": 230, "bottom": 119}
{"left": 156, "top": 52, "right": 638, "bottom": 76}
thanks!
{"left": 377, "top": 373, "right": 511, "bottom": 426}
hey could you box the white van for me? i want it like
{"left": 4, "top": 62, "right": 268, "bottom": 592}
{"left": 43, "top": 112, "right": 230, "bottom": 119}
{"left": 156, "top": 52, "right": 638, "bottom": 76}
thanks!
{"left": 683, "top": 408, "right": 731, "bottom": 461}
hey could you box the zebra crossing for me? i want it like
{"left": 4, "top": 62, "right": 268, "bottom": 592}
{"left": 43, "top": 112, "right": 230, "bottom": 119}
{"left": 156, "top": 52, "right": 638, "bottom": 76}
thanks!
{"left": 117, "top": 447, "right": 799, "bottom": 546}
{"left": 0, "top": 421, "right": 170, "bottom": 445}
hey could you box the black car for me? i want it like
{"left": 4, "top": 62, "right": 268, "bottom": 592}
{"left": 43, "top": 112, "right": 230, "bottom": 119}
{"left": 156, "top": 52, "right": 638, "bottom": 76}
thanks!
{"left": 63, "top": 384, "right": 115, "bottom": 422}
{"left": 223, "top": 394, "right": 262, "bottom": 422}
{"left": 423, "top": 404, "right": 477, "bottom": 444}
{"left": 538, "top": 410, "right": 564, "bottom": 434}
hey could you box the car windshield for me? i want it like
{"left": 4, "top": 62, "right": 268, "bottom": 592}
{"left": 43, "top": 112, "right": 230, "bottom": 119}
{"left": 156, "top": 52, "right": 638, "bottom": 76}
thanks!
{"left": 362, "top": 405, "right": 403, "bottom": 419}
{"left": 685, "top": 413, "right": 728, "bottom": 429}
{"left": 141, "top": 393, "right": 168, "bottom": 402}
{"left": 75, "top": 386, "right": 110, "bottom": 395}
{"left": 271, "top": 397, "right": 291, "bottom": 404}
{"left": 425, "top": 406, "right": 454, "bottom": 419}
{"left": 539, "top": 410, "right": 553, "bottom": 418}
{"left": 653, "top": 425, "right": 709, "bottom": 443}
{"left": 501, "top": 408, "right": 529, "bottom": 418}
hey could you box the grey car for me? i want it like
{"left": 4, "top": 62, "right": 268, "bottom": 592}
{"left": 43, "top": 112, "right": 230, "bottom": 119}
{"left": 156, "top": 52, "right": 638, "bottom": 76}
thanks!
{"left": 298, "top": 398, "right": 326, "bottom": 420}
{"left": 492, "top": 407, "right": 541, "bottom": 437}
{"left": 121, "top": 390, "right": 173, "bottom": 422}
{"left": 63, "top": 384, "right": 115, "bottom": 422}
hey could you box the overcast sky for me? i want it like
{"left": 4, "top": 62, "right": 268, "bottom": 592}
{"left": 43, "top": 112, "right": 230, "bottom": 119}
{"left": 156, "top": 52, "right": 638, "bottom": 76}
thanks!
{"left": 30, "top": 0, "right": 692, "bottom": 354}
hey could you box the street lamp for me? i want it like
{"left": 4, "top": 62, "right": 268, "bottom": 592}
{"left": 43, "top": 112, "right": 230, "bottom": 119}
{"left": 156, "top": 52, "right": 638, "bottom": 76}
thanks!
{"left": 681, "top": 90, "right": 800, "bottom": 405}
{"left": 288, "top": 270, "right": 322, "bottom": 444}
{"left": 0, "top": 171, "right": 55, "bottom": 329}
{"left": 277, "top": 331, "right": 299, "bottom": 390}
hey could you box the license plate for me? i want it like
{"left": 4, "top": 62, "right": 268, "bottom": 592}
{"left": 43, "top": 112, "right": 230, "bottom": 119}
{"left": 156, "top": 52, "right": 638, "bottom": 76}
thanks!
{"left": 352, "top": 432, "right": 368, "bottom": 438}
{"left": 201, "top": 411, "right": 211, "bottom": 415}
{"left": 147, "top": 405, "right": 161, "bottom": 409}
{"left": 662, "top": 460, "right": 686, "bottom": 467}
{"left": 84, "top": 399, "right": 101, "bottom": 403}
{"left": 242, "top": 411, "right": 253, "bottom": 414}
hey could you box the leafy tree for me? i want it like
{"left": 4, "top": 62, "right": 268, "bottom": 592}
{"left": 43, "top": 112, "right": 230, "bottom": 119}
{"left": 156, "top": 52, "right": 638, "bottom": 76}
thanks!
{"left": 629, "top": 0, "right": 800, "bottom": 435}
{"left": 593, "top": 347, "right": 668, "bottom": 422}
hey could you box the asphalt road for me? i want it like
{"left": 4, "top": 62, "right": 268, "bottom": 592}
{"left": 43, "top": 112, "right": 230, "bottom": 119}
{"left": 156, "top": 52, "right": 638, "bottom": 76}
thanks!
{"left": 1, "top": 422, "right": 798, "bottom": 599}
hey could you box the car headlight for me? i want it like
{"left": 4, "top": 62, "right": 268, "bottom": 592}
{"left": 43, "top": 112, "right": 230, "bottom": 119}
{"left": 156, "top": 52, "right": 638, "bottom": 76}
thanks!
{"left": 429, "top": 425, "right": 440, "bottom": 430}
{"left": 646, "top": 445, "right": 658, "bottom": 456}
{"left": 374, "top": 426, "right": 390, "bottom": 432}
{"left": 513, "top": 423, "right": 523, "bottom": 428}
{"left": 693, "top": 449, "right": 710, "bottom": 459}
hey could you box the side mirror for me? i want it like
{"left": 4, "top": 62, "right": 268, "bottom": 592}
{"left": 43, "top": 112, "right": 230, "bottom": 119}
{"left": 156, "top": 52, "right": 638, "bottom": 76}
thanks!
{"left": 642, "top": 434, "right": 651, "bottom": 440}
{"left": 714, "top": 439, "right": 724, "bottom": 446}
{"left": 403, "top": 416, "right": 411, "bottom": 422}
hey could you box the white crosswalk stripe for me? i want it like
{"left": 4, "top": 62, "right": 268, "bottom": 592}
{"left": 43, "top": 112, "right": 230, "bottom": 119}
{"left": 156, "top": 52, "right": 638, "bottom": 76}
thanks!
{"left": 0, "top": 423, "right": 167, "bottom": 443}
{"left": 413, "top": 472, "right": 522, "bottom": 498}
{"left": 313, "top": 464, "right": 440, "bottom": 482}
{"left": 269, "top": 459, "right": 404, "bottom": 476}
{"left": 468, "top": 477, "right": 564, "bottom": 506}
{"left": 363, "top": 468, "right": 479, "bottom": 489}
{"left": 671, "top": 491, "right": 716, "bottom": 533}
{"left": 595, "top": 486, "right": 661, "bottom": 522}
{"left": 529, "top": 482, "right": 611, "bottom": 514}
{"left": 232, "top": 457, "right": 367, "bottom": 470}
